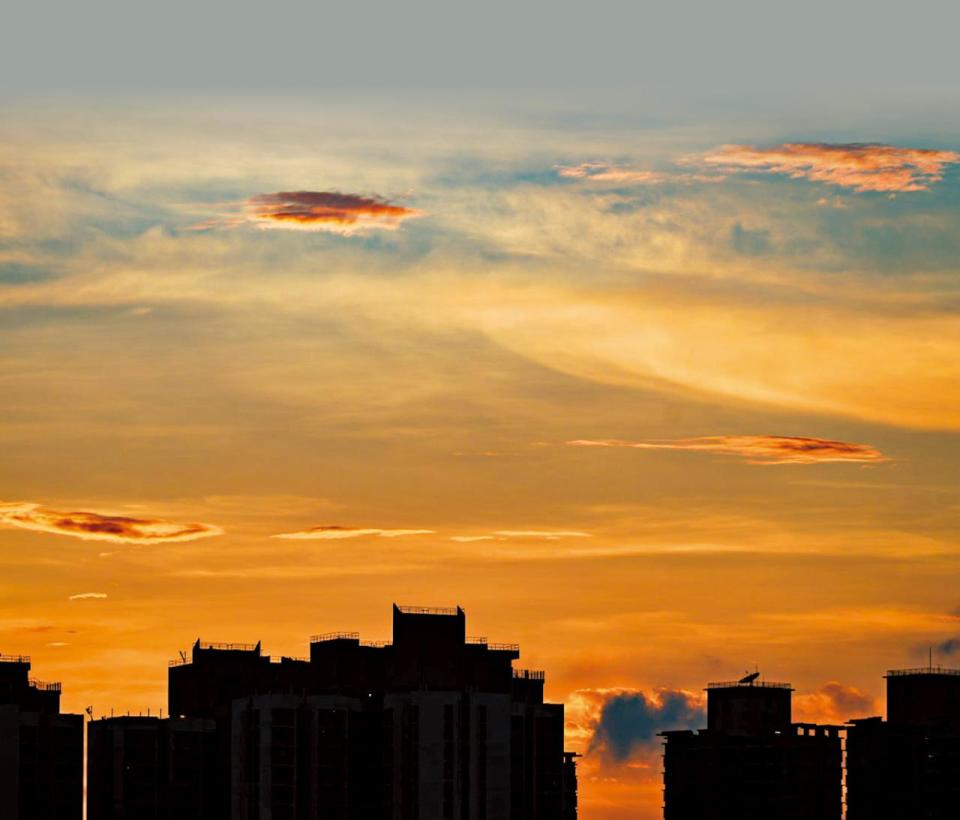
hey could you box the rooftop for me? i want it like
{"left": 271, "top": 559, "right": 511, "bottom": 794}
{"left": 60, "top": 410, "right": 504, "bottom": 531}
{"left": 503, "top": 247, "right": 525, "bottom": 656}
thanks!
{"left": 0, "top": 653, "right": 30, "bottom": 664}
{"left": 886, "top": 666, "right": 960, "bottom": 678}
{"left": 707, "top": 680, "right": 792, "bottom": 690}
{"left": 395, "top": 605, "right": 462, "bottom": 616}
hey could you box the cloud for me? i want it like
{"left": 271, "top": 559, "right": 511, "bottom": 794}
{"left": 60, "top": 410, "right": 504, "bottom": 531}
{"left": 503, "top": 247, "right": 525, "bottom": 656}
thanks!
{"left": 555, "top": 162, "right": 722, "bottom": 185}
{"left": 697, "top": 143, "right": 960, "bottom": 192}
{"left": 68, "top": 592, "right": 108, "bottom": 600}
{"left": 450, "top": 535, "right": 496, "bottom": 542}
{"left": 492, "top": 530, "right": 592, "bottom": 539}
{"left": 242, "top": 191, "right": 423, "bottom": 234}
{"left": 934, "top": 636, "right": 960, "bottom": 656}
{"left": 586, "top": 689, "right": 703, "bottom": 762}
{"left": 794, "top": 681, "right": 877, "bottom": 723}
{"left": 272, "top": 525, "right": 435, "bottom": 540}
{"left": 567, "top": 435, "right": 886, "bottom": 465}
{"left": 0, "top": 501, "right": 224, "bottom": 544}
{"left": 556, "top": 163, "right": 672, "bottom": 184}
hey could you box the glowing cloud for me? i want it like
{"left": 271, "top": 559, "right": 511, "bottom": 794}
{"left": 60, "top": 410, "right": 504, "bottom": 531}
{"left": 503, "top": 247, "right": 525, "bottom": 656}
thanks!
{"left": 555, "top": 162, "right": 721, "bottom": 185}
{"left": 492, "top": 530, "right": 591, "bottom": 540}
{"left": 68, "top": 592, "right": 107, "bottom": 600}
{"left": 567, "top": 436, "right": 887, "bottom": 465}
{"left": 450, "top": 535, "right": 496, "bottom": 543}
{"left": 794, "top": 682, "right": 877, "bottom": 724}
{"left": 697, "top": 143, "right": 960, "bottom": 192}
{"left": 273, "top": 525, "right": 435, "bottom": 540}
{"left": 245, "top": 191, "right": 423, "bottom": 234}
{"left": 556, "top": 163, "right": 671, "bottom": 184}
{"left": 0, "top": 502, "right": 224, "bottom": 544}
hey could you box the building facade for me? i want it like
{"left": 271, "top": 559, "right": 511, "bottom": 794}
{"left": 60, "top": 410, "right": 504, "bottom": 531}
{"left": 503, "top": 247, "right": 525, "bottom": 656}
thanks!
{"left": 661, "top": 677, "right": 842, "bottom": 820}
{"left": 87, "top": 714, "right": 217, "bottom": 819}
{"left": 846, "top": 666, "right": 960, "bottom": 820}
{"left": 0, "top": 653, "right": 83, "bottom": 820}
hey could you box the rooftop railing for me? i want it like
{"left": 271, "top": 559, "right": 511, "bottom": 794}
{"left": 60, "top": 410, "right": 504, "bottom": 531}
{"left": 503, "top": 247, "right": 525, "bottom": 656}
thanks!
{"left": 396, "top": 605, "right": 460, "bottom": 616}
{"left": 488, "top": 642, "right": 520, "bottom": 652}
{"left": 707, "top": 680, "right": 792, "bottom": 690}
{"left": 887, "top": 666, "right": 960, "bottom": 677}
{"left": 311, "top": 632, "right": 360, "bottom": 644}
{"left": 197, "top": 641, "right": 259, "bottom": 652}
{"left": 168, "top": 658, "right": 190, "bottom": 667}
{"left": 360, "top": 640, "right": 392, "bottom": 648}
{"left": 29, "top": 679, "right": 61, "bottom": 692}
{"left": 514, "top": 669, "right": 545, "bottom": 681}
{"left": 0, "top": 654, "right": 30, "bottom": 664}
{"left": 466, "top": 636, "right": 488, "bottom": 645}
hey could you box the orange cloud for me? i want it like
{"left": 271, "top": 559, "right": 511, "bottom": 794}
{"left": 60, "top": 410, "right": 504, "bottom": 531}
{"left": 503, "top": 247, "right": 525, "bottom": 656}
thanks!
{"left": 555, "top": 163, "right": 722, "bottom": 185}
{"left": 567, "top": 435, "right": 887, "bottom": 465}
{"left": 556, "top": 163, "right": 671, "bottom": 184}
{"left": 492, "top": 529, "right": 592, "bottom": 540}
{"left": 246, "top": 191, "right": 423, "bottom": 234}
{"left": 0, "top": 501, "right": 223, "bottom": 544}
{"left": 272, "top": 525, "right": 435, "bottom": 540}
{"left": 68, "top": 592, "right": 107, "bottom": 601}
{"left": 793, "top": 681, "right": 877, "bottom": 724}
{"left": 697, "top": 143, "right": 960, "bottom": 192}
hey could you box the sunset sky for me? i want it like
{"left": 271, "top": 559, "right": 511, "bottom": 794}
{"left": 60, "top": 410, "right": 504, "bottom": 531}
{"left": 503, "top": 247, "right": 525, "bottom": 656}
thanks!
{"left": 3, "top": 2, "right": 960, "bottom": 817}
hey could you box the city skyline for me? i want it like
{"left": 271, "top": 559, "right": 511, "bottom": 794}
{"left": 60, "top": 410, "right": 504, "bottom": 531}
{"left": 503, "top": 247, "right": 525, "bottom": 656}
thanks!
{"left": 4, "top": 2, "right": 960, "bottom": 817}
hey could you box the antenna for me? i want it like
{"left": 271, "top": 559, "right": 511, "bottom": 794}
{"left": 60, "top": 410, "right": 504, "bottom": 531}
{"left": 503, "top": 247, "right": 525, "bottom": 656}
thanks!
{"left": 85, "top": 706, "right": 93, "bottom": 719}
{"left": 179, "top": 650, "right": 187, "bottom": 663}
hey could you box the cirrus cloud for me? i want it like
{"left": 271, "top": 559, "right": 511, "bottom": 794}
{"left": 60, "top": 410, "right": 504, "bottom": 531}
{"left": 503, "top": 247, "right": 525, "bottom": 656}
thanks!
{"left": 566, "top": 435, "right": 887, "bottom": 465}
{"left": 696, "top": 142, "right": 960, "bottom": 192}
{"left": 0, "top": 501, "right": 223, "bottom": 544}
{"left": 68, "top": 592, "right": 107, "bottom": 601}
{"left": 272, "top": 525, "right": 435, "bottom": 540}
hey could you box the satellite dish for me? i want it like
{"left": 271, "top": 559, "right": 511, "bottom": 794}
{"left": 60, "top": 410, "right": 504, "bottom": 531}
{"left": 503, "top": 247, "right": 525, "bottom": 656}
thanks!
{"left": 739, "top": 671, "right": 760, "bottom": 684}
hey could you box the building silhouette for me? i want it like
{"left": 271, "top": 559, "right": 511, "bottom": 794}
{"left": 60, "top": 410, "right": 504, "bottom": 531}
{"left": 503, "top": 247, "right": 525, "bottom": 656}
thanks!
{"left": 155, "top": 604, "right": 576, "bottom": 819}
{"left": 846, "top": 665, "right": 960, "bottom": 819}
{"left": 0, "top": 653, "right": 83, "bottom": 819}
{"left": 87, "top": 714, "right": 217, "bottom": 819}
{"left": 660, "top": 675, "right": 842, "bottom": 820}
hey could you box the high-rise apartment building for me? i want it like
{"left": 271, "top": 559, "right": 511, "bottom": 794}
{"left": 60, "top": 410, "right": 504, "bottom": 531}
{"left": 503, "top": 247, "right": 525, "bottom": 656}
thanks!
{"left": 661, "top": 675, "right": 842, "bottom": 820}
{"left": 0, "top": 653, "right": 83, "bottom": 819}
{"left": 846, "top": 666, "right": 960, "bottom": 820}
{"left": 165, "top": 604, "right": 575, "bottom": 819}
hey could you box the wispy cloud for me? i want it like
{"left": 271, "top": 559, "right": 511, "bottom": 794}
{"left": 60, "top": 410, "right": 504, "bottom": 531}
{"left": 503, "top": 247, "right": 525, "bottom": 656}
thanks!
{"left": 555, "top": 162, "right": 721, "bottom": 185}
{"left": 68, "top": 592, "right": 108, "bottom": 600}
{"left": 450, "top": 535, "right": 496, "bottom": 542}
{"left": 0, "top": 502, "right": 223, "bottom": 544}
{"left": 210, "top": 191, "right": 425, "bottom": 234}
{"left": 272, "top": 525, "right": 435, "bottom": 540}
{"left": 696, "top": 143, "right": 960, "bottom": 192}
{"left": 567, "top": 436, "right": 887, "bottom": 465}
{"left": 556, "top": 163, "right": 672, "bottom": 184}
{"left": 492, "top": 530, "right": 591, "bottom": 540}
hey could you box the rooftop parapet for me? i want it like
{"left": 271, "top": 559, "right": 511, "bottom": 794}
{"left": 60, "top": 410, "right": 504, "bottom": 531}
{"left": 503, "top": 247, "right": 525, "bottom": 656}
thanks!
{"left": 707, "top": 680, "right": 793, "bottom": 690}
{"left": 514, "top": 669, "right": 545, "bottom": 681}
{"left": 28, "top": 679, "right": 62, "bottom": 692}
{"left": 886, "top": 666, "right": 960, "bottom": 678}
{"left": 395, "top": 605, "right": 462, "bottom": 616}
{"left": 311, "top": 632, "right": 361, "bottom": 644}
{"left": 196, "top": 641, "right": 260, "bottom": 652}
{"left": 0, "top": 653, "right": 30, "bottom": 664}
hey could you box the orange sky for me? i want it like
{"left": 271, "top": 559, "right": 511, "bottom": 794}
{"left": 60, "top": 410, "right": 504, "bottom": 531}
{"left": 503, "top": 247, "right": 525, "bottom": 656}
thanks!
{"left": 2, "top": 101, "right": 960, "bottom": 818}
